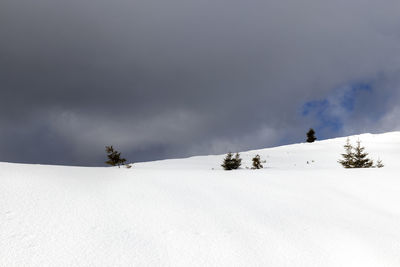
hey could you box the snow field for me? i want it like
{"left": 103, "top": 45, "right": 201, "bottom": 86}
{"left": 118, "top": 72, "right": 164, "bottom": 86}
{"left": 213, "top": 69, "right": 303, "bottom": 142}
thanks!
{"left": 1, "top": 132, "right": 400, "bottom": 266}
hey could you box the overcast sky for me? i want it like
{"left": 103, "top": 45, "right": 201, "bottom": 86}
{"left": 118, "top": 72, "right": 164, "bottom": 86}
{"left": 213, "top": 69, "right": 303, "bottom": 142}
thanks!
{"left": 1, "top": 0, "right": 400, "bottom": 166}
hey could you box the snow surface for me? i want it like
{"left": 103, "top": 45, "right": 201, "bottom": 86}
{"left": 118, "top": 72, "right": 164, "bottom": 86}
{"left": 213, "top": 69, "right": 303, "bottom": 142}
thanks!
{"left": 1, "top": 132, "right": 400, "bottom": 266}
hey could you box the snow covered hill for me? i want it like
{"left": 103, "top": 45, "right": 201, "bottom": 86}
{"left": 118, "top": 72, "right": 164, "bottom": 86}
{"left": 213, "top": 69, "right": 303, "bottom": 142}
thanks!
{"left": 1, "top": 132, "right": 400, "bottom": 266}
{"left": 136, "top": 132, "right": 399, "bottom": 170}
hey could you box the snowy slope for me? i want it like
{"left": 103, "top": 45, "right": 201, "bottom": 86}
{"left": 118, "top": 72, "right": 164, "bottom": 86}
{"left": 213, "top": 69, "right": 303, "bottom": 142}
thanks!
{"left": 136, "top": 131, "right": 399, "bottom": 170}
{"left": 1, "top": 132, "right": 400, "bottom": 266}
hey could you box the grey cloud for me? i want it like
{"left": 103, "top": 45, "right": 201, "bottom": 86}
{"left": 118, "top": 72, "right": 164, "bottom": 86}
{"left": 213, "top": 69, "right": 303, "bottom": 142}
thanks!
{"left": 1, "top": 0, "right": 400, "bottom": 165}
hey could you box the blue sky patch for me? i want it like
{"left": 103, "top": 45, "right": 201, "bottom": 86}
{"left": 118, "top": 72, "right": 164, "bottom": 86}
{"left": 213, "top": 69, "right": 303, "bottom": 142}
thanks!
{"left": 302, "top": 82, "right": 373, "bottom": 134}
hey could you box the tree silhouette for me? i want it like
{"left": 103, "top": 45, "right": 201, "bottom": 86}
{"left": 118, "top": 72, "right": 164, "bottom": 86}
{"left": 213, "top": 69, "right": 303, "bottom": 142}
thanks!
{"left": 338, "top": 138, "right": 374, "bottom": 168}
{"left": 338, "top": 138, "right": 354, "bottom": 168}
{"left": 306, "top": 128, "right": 317, "bottom": 143}
{"left": 352, "top": 140, "right": 374, "bottom": 168}
{"left": 221, "top": 152, "right": 242, "bottom": 170}
{"left": 105, "top": 146, "right": 127, "bottom": 167}
{"left": 251, "top": 155, "right": 264, "bottom": 169}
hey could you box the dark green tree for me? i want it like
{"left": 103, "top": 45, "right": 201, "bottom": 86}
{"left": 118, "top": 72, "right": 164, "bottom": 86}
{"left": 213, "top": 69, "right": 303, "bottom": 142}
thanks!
{"left": 306, "top": 128, "right": 317, "bottom": 143}
{"left": 105, "top": 145, "right": 127, "bottom": 167}
{"left": 338, "top": 138, "right": 374, "bottom": 168}
{"left": 353, "top": 140, "right": 374, "bottom": 168}
{"left": 338, "top": 138, "right": 354, "bottom": 168}
{"left": 221, "top": 152, "right": 242, "bottom": 170}
{"left": 251, "top": 155, "right": 264, "bottom": 169}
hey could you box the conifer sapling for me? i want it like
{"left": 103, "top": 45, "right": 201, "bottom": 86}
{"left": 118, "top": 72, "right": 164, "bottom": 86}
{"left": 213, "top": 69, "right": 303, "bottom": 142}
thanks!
{"left": 338, "top": 138, "right": 374, "bottom": 168}
{"left": 105, "top": 145, "right": 127, "bottom": 168}
{"left": 221, "top": 152, "right": 242, "bottom": 170}
{"left": 251, "top": 155, "right": 264, "bottom": 169}
{"left": 376, "top": 159, "right": 384, "bottom": 168}
{"left": 338, "top": 138, "right": 354, "bottom": 168}
{"left": 306, "top": 128, "right": 317, "bottom": 143}
{"left": 353, "top": 140, "right": 374, "bottom": 168}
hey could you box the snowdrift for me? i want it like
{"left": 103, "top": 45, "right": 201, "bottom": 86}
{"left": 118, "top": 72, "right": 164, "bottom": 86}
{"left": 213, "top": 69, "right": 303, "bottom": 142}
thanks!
{"left": 1, "top": 132, "right": 400, "bottom": 266}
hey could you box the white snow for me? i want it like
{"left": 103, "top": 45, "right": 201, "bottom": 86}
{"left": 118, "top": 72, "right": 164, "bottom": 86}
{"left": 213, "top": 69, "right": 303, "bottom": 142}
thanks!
{"left": 1, "top": 132, "right": 400, "bottom": 266}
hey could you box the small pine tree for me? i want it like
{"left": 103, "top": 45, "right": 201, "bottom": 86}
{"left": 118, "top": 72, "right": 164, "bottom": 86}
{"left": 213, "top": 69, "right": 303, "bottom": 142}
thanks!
{"left": 221, "top": 152, "right": 233, "bottom": 170}
{"left": 221, "top": 152, "right": 242, "bottom": 170}
{"left": 234, "top": 153, "right": 242, "bottom": 169}
{"left": 251, "top": 155, "right": 264, "bottom": 169}
{"left": 306, "top": 128, "right": 317, "bottom": 143}
{"left": 376, "top": 159, "right": 384, "bottom": 168}
{"left": 338, "top": 138, "right": 354, "bottom": 168}
{"left": 338, "top": 138, "right": 374, "bottom": 168}
{"left": 353, "top": 140, "right": 374, "bottom": 168}
{"left": 105, "top": 145, "right": 127, "bottom": 167}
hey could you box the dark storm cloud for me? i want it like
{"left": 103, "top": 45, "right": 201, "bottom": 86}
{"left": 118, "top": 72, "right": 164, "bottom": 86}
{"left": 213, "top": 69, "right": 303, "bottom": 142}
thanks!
{"left": 1, "top": 0, "right": 400, "bottom": 165}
